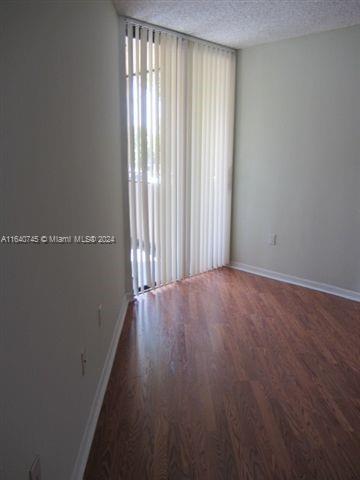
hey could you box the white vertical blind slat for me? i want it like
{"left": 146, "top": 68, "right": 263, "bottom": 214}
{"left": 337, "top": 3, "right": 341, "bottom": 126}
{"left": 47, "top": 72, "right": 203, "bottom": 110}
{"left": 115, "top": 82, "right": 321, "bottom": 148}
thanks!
{"left": 221, "top": 54, "right": 230, "bottom": 265}
{"left": 170, "top": 36, "right": 177, "bottom": 281}
{"left": 218, "top": 54, "right": 227, "bottom": 267}
{"left": 134, "top": 26, "right": 144, "bottom": 292}
{"left": 189, "top": 43, "right": 199, "bottom": 276}
{"left": 154, "top": 30, "right": 161, "bottom": 286}
{"left": 199, "top": 45, "right": 206, "bottom": 273}
{"left": 140, "top": 29, "right": 152, "bottom": 288}
{"left": 176, "top": 39, "right": 186, "bottom": 279}
{"left": 159, "top": 33, "right": 167, "bottom": 285}
{"left": 183, "top": 41, "right": 192, "bottom": 278}
{"left": 208, "top": 50, "right": 216, "bottom": 269}
{"left": 212, "top": 52, "right": 220, "bottom": 268}
{"left": 224, "top": 54, "right": 236, "bottom": 265}
{"left": 126, "top": 30, "right": 138, "bottom": 293}
{"left": 192, "top": 43, "right": 203, "bottom": 276}
{"left": 147, "top": 29, "right": 155, "bottom": 286}
{"left": 164, "top": 36, "right": 172, "bottom": 283}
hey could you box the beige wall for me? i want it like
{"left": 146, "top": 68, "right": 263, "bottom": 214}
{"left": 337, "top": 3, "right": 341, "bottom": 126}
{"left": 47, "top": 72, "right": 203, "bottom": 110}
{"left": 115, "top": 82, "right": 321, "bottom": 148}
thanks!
{"left": 231, "top": 25, "right": 360, "bottom": 292}
{"left": 0, "top": 1, "right": 130, "bottom": 479}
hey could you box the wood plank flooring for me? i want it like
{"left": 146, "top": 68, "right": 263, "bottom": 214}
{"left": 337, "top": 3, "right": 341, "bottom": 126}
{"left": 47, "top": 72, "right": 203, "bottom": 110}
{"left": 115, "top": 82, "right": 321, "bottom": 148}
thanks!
{"left": 84, "top": 267, "right": 360, "bottom": 480}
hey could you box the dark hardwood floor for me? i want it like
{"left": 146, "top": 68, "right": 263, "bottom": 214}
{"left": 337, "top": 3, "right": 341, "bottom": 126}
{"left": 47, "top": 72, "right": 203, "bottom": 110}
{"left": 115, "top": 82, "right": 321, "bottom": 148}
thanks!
{"left": 84, "top": 267, "right": 360, "bottom": 480}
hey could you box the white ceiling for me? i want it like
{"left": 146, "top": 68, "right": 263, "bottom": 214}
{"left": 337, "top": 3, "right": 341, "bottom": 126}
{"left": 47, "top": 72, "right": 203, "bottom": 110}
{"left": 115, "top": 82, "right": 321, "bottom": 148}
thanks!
{"left": 113, "top": 0, "right": 360, "bottom": 48}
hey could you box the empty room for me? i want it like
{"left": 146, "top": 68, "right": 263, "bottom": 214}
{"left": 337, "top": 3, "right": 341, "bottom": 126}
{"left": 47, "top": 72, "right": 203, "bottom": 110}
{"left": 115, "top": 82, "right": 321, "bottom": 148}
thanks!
{"left": 1, "top": 0, "right": 360, "bottom": 479}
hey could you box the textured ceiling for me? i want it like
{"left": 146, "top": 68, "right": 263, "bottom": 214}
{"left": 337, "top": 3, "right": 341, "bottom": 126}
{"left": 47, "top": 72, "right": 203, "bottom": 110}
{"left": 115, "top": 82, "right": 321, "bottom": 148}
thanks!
{"left": 113, "top": 0, "right": 360, "bottom": 48}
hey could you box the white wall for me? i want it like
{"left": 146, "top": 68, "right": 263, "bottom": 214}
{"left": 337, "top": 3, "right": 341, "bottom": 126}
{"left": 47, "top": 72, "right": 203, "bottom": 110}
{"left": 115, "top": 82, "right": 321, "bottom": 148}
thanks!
{"left": 231, "top": 26, "right": 360, "bottom": 293}
{"left": 0, "top": 2, "right": 130, "bottom": 479}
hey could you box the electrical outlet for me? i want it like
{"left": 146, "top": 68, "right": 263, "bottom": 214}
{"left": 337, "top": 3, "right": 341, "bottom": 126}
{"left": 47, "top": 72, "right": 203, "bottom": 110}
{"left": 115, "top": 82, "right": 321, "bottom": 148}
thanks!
{"left": 29, "top": 455, "right": 41, "bottom": 480}
{"left": 98, "top": 304, "right": 102, "bottom": 327}
{"left": 268, "top": 233, "right": 277, "bottom": 246}
{"left": 81, "top": 349, "right": 87, "bottom": 376}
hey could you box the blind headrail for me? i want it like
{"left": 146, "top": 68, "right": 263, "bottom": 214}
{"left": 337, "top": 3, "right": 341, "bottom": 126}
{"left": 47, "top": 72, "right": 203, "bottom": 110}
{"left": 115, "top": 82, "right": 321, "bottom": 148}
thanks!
{"left": 121, "top": 16, "right": 236, "bottom": 53}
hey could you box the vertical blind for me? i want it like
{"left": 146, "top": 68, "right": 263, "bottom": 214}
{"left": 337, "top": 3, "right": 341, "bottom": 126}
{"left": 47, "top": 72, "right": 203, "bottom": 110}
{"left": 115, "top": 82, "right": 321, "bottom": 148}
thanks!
{"left": 125, "top": 21, "right": 236, "bottom": 293}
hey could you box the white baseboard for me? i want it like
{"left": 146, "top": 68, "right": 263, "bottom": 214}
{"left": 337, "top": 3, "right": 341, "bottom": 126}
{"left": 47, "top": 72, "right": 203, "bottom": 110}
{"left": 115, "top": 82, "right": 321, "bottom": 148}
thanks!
{"left": 70, "top": 295, "right": 130, "bottom": 480}
{"left": 229, "top": 261, "right": 360, "bottom": 303}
